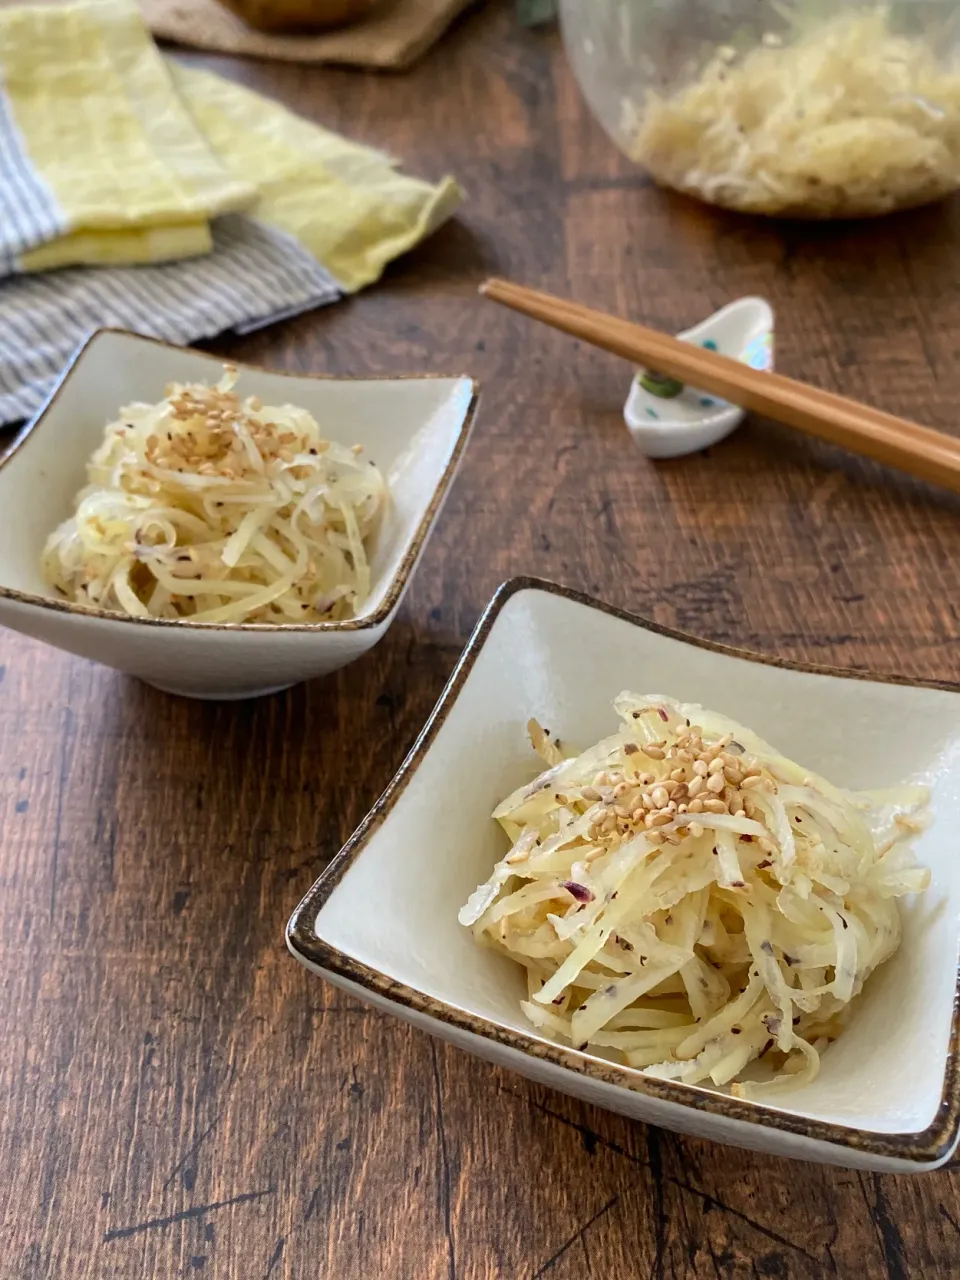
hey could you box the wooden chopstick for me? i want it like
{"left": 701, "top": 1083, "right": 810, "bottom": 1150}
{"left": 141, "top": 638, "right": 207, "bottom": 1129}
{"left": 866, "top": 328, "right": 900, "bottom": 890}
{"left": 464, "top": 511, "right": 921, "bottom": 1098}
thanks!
{"left": 480, "top": 276, "right": 960, "bottom": 494}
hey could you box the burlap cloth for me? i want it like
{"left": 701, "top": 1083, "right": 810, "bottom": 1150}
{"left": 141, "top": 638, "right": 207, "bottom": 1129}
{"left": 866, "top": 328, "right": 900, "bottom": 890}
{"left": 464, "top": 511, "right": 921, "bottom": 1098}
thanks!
{"left": 138, "top": 0, "right": 476, "bottom": 67}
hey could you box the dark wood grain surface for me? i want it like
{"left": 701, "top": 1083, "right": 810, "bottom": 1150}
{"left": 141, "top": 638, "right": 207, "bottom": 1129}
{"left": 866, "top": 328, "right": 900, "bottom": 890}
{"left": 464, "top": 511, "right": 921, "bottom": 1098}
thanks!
{"left": 4, "top": 3, "right": 960, "bottom": 1276}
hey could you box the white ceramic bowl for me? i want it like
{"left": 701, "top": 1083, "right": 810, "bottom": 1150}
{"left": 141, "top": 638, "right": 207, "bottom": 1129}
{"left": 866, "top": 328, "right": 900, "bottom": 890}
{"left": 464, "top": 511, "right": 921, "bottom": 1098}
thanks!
{"left": 288, "top": 577, "right": 960, "bottom": 1171}
{"left": 0, "top": 330, "right": 478, "bottom": 699}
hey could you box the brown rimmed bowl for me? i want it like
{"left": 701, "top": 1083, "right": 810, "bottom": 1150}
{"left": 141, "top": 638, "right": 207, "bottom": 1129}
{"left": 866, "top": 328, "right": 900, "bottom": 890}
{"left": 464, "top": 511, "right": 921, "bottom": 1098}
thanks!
{"left": 288, "top": 576, "right": 960, "bottom": 1171}
{"left": 0, "top": 330, "right": 478, "bottom": 699}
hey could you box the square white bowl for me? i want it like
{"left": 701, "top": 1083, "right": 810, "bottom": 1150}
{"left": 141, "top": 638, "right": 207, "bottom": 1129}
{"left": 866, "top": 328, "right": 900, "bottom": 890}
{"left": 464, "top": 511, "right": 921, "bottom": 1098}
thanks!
{"left": 288, "top": 577, "right": 960, "bottom": 1172}
{"left": 0, "top": 330, "right": 478, "bottom": 699}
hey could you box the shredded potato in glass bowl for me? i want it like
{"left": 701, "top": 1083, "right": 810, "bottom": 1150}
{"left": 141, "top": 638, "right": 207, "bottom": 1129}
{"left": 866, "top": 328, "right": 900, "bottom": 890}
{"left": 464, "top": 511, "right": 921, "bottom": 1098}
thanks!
{"left": 41, "top": 366, "right": 388, "bottom": 624}
{"left": 561, "top": 0, "right": 960, "bottom": 218}
{"left": 460, "top": 693, "right": 930, "bottom": 1096}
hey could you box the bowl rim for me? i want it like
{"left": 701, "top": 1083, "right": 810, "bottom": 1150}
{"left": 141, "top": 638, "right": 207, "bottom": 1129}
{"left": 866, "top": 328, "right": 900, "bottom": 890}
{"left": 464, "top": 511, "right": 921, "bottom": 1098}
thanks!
{"left": 0, "top": 327, "right": 480, "bottom": 634}
{"left": 287, "top": 574, "right": 960, "bottom": 1164}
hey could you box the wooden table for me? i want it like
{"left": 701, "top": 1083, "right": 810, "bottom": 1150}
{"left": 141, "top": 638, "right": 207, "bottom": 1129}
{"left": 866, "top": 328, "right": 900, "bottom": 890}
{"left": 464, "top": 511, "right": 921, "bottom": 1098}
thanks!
{"left": 4, "top": 2, "right": 960, "bottom": 1275}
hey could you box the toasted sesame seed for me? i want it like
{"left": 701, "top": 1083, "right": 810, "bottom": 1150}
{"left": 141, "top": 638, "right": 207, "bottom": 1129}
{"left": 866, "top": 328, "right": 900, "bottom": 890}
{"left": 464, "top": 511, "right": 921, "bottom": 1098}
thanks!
{"left": 647, "top": 812, "right": 673, "bottom": 828}
{"left": 740, "top": 775, "right": 766, "bottom": 790}
{"left": 642, "top": 745, "right": 666, "bottom": 760}
{"left": 706, "top": 772, "right": 725, "bottom": 794}
{"left": 581, "top": 786, "right": 602, "bottom": 801}
{"left": 638, "top": 772, "right": 656, "bottom": 786}
{"left": 707, "top": 757, "right": 725, "bottom": 776}
{"left": 687, "top": 798, "right": 705, "bottom": 813}
{"left": 894, "top": 813, "right": 924, "bottom": 832}
{"left": 692, "top": 760, "right": 708, "bottom": 777}
{"left": 703, "top": 798, "right": 728, "bottom": 814}
{"left": 688, "top": 821, "right": 704, "bottom": 838}
{"left": 652, "top": 786, "right": 670, "bottom": 809}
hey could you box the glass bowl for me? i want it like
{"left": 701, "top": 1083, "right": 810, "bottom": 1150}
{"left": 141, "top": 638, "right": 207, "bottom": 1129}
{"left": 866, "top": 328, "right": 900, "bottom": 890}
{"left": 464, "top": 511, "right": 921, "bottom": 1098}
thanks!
{"left": 559, "top": 0, "right": 960, "bottom": 218}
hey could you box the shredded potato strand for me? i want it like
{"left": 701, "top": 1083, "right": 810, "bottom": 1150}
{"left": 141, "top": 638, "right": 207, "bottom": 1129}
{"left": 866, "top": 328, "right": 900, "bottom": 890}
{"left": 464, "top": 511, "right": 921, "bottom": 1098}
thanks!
{"left": 459, "top": 693, "right": 931, "bottom": 1095}
{"left": 41, "top": 367, "right": 388, "bottom": 624}
{"left": 629, "top": 8, "right": 960, "bottom": 218}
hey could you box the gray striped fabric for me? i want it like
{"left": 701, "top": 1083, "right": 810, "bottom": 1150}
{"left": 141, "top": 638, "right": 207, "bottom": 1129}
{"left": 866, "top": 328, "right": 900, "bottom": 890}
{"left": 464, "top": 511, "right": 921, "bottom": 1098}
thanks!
{"left": 0, "top": 215, "right": 341, "bottom": 427}
{"left": 0, "top": 73, "right": 66, "bottom": 273}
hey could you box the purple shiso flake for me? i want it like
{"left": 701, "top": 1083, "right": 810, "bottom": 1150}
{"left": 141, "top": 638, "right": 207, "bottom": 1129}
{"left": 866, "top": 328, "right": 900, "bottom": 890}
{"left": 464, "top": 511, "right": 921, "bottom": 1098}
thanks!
{"left": 560, "top": 880, "right": 594, "bottom": 903}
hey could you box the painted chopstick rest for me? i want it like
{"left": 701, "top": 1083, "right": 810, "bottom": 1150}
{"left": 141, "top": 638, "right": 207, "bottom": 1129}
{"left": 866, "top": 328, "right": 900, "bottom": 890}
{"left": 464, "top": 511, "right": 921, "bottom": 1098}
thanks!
{"left": 623, "top": 297, "right": 774, "bottom": 459}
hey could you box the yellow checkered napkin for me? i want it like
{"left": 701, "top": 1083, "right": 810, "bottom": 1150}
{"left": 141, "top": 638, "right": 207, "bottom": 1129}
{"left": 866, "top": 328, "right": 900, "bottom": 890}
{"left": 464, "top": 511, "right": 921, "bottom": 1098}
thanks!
{"left": 0, "top": 0, "right": 254, "bottom": 275}
{"left": 0, "top": 0, "right": 462, "bottom": 290}
{"left": 0, "top": 0, "right": 463, "bottom": 424}
{"left": 172, "top": 64, "right": 462, "bottom": 294}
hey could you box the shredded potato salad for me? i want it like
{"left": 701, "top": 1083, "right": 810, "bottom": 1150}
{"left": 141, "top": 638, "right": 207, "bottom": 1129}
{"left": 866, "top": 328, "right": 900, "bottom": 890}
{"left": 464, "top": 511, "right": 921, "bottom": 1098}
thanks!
{"left": 460, "top": 694, "right": 931, "bottom": 1096}
{"left": 42, "top": 368, "right": 387, "bottom": 624}
{"left": 628, "top": 7, "right": 960, "bottom": 218}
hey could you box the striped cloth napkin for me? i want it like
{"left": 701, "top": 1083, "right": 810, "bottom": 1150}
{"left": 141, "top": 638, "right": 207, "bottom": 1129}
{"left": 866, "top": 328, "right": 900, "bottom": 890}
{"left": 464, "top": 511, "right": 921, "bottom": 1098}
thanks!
{"left": 0, "top": 219, "right": 340, "bottom": 425}
{"left": 0, "top": 0, "right": 462, "bottom": 426}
